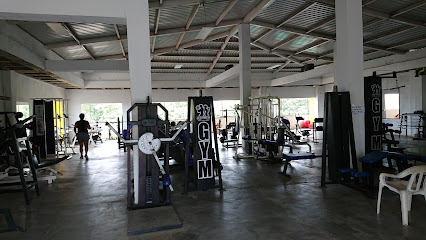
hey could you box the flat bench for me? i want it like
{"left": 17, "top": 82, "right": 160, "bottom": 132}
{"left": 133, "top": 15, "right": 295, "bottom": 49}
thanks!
{"left": 280, "top": 152, "right": 317, "bottom": 177}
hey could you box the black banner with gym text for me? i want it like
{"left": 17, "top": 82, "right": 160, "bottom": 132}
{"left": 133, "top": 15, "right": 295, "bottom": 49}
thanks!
{"left": 364, "top": 76, "right": 382, "bottom": 154}
{"left": 191, "top": 97, "right": 215, "bottom": 190}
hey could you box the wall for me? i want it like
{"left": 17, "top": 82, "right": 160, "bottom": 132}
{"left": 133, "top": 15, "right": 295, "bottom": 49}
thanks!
{"left": 10, "top": 71, "right": 65, "bottom": 112}
{"left": 382, "top": 71, "right": 423, "bottom": 136}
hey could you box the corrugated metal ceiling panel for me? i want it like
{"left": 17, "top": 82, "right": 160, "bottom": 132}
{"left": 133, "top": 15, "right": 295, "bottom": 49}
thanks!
{"left": 157, "top": 5, "right": 194, "bottom": 30}
{"left": 85, "top": 41, "right": 122, "bottom": 58}
{"left": 210, "top": 25, "right": 233, "bottom": 35}
{"left": 368, "top": 28, "right": 426, "bottom": 48}
{"left": 363, "top": 21, "right": 405, "bottom": 39}
{"left": 286, "top": 3, "right": 334, "bottom": 29}
{"left": 153, "top": 56, "right": 215, "bottom": 63}
{"left": 17, "top": 22, "right": 73, "bottom": 44}
{"left": 400, "top": 4, "right": 426, "bottom": 22}
{"left": 255, "top": 0, "right": 307, "bottom": 25}
{"left": 69, "top": 23, "right": 116, "bottom": 39}
{"left": 154, "top": 34, "right": 180, "bottom": 49}
{"left": 304, "top": 40, "right": 334, "bottom": 55}
{"left": 165, "top": 49, "right": 219, "bottom": 56}
{"left": 367, "top": 0, "right": 420, "bottom": 14}
{"left": 53, "top": 46, "right": 92, "bottom": 60}
{"left": 278, "top": 35, "right": 317, "bottom": 52}
{"left": 191, "top": 1, "right": 229, "bottom": 26}
{"left": 221, "top": 0, "right": 259, "bottom": 22}
{"left": 259, "top": 31, "right": 295, "bottom": 47}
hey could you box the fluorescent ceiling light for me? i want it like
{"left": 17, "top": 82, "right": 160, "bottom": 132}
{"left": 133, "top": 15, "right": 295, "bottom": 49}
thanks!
{"left": 195, "top": 27, "right": 214, "bottom": 40}
{"left": 267, "top": 65, "right": 280, "bottom": 70}
{"left": 174, "top": 64, "right": 183, "bottom": 69}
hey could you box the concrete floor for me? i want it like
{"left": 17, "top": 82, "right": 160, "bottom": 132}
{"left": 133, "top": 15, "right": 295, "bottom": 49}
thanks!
{"left": 1, "top": 138, "right": 426, "bottom": 240}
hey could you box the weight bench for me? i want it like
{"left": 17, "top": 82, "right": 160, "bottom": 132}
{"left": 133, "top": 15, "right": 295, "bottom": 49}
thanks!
{"left": 280, "top": 152, "right": 317, "bottom": 177}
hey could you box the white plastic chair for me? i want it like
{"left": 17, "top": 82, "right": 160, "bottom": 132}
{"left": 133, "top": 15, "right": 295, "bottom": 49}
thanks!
{"left": 377, "top": 165, "right": 426, "bottom": 225}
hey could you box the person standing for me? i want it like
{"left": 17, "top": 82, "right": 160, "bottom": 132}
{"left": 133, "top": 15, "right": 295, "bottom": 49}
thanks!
{"left": 74, "top": 113, "right": 91, "bottom": 160}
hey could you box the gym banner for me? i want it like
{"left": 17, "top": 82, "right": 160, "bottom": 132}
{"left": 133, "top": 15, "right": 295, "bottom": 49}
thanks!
{"left": 364, "top": 76, "right": 382, "bottom": 153}
{"left": 191, "top": 97, "right": 215, "bottom": 190}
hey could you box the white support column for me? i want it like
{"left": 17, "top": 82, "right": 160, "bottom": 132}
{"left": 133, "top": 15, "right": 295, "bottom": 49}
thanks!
{"left": 126, "top": 0, "right": 152, "bottom": 205}
{"left": 314, "top": 85, "right": 325, "bottom": 118}
{"left": 239, "top": 23, "right": 251, "bottom": 127}
{"left": 334, "top": 0, "right": 365, "bottom": 157}
{"left": 126, "top": 0, "right": 152, "bottom": 103}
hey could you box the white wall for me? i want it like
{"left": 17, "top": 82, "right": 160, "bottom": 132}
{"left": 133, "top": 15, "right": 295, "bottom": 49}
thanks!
{"left": 10, "top": 71, "right": 65, "bottom": 112}
{"left": 382, "top": 71, "right": 423, "bottom": 136}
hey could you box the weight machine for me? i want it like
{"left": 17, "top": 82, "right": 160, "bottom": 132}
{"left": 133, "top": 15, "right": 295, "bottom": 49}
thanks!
{"left": 234, "top": 96, "right": 283, "bottom": 160}
{"left": 0, "top": 112, "right": 40, "bottom": 205}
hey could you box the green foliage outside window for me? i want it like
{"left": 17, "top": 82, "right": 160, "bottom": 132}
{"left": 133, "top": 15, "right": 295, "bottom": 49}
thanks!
{"left": 81, "top": 103, "right": 122, "bottom": 123}
{"left": 281, "top": 98, "right": 309, "bottom": 115}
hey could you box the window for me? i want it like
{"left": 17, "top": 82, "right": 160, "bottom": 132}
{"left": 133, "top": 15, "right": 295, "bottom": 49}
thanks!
{"left": 213, "top": 100, "right": 239, "bottom": 118}
{"left": 155, "top": 102, "right": 187, "bottom": 121}
{"left": 16, "top": 104, "right": 30, "bottom": 119}
{"left": 81, "top": 103, "right": 123, "bottom": 123}
{"left": 384, "top": 93, "right": 399, "bottom": 118}
{"left": 281, "top": 98, "right": 310, "bottom": 115}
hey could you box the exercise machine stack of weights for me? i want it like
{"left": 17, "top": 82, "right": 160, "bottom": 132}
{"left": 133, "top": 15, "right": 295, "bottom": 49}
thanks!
{"left": 235, "top": 96, "right": 283, "bottom": 160}
{"left": 185, "top": 95, "right": 223, "bottom": 193}
{"left": 125, "top": 99, "right": 173, "bottom": 209}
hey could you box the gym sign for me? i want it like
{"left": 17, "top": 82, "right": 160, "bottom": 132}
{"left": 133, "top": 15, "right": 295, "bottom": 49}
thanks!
{"left": 364, "top": 76, "right": 382, "bottom": 153}
{"left": 195, "top": 104, "right": 214, "bottom": 180}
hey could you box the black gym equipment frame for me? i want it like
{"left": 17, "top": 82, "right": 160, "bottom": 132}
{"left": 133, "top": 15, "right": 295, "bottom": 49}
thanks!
{"left": 126, "top": 101, "right": 171, "bottom": 209}
{"left": 321, "top": 92, "right": 358, "bottom": 186}
{"left": 0, "top": 112, "right": 40, "bottom": 205}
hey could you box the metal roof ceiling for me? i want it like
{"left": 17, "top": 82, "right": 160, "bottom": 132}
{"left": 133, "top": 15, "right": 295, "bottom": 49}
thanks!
{"left": 5, "top": 0, "right": 426, "bottom": 89}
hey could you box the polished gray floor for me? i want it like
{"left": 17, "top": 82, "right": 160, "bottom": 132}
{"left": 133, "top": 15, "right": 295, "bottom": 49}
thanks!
{"left": 1, "top": 138, "right": 426, "bottom": 240}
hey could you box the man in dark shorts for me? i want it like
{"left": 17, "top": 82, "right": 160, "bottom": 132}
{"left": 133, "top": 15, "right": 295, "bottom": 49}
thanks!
{"left": 74, "top": 113, "right": 91, "bottom": 160}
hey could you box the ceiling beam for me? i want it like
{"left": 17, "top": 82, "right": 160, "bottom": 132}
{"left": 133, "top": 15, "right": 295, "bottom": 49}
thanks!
{"left": 363, "top": 18, "right": 383, "bottom": 28}
{"left": 207, "top": 0, "right": 275, "bottom": 74}
{"left": 206, "top": 64, "right": 240, "bottom": 87}
{"left": 306, "top": 15, "right": 335, "bottom": 33}
{"left": 273, "top": 59, "right": 291, "bottom": 73}
{"left": 153, "top": 31, "right": 229, "bottom": 55}
{"left": 207, "top": 25, "right": 239, "bottom": 74}
{"left": 390, "top": 0, "right": 426, "bottom": 17}
{"left": 45, "top": 35, "right": 127, "bottom": 49}
{"left": 176, "top": 4, "right": 200, "bottom": 49}
{"left": 362, "top": 0, "right": 379, "bottom": 6}
{"left": 252, "top": 20, "right": 405, "bottom": 55}
{"left": 215, "top": 0, "right": 239, "bottom": 26}
{"left": 243, "top": 0, "right": 276, "bottom": 23}
{"left": 113, "top": 24, "right": 126, "bottom": 59}
{"left": 314, "top": 0, "right": 426, "bottom": 29}
{"left": 364, "top": 26, "right": 416, "bottom": 44}
{"left": 151, "top": 9, "right": 161, "bottom": 53}
{"left": 253, "top": 29, "right": 273, "bottom": 43}
{"left": 148, "top": 0, "right": 218, "bottom": 9}
{"left": 46, "top": 18, "right": 241, "bottom": 50}
{"left": 186, "top": 4, "right": 200, "bottom": 30}
{"left": 294, "top": 39, "right": 329, "bottom": 55}
{"left": 271, "top": 35, "right": 299, "bottom": 51}
{"left": 387, "top": 35, "right": 426, "bottom": 50}
{"left": 62, "top": 23, "right": 95, "bottom": 60}
{"left": 277, "top": 2, "right": 315, "bottom": 28}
